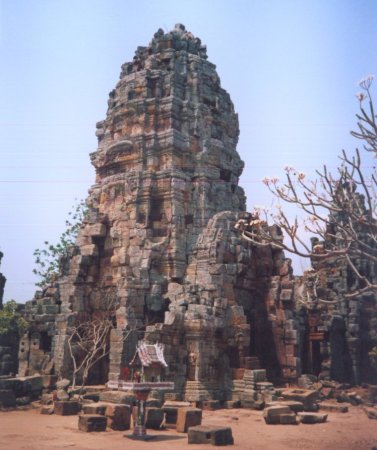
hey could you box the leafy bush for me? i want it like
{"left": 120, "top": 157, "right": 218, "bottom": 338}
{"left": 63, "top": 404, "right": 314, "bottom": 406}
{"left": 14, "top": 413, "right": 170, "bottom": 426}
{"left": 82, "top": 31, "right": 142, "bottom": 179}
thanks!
{"left": 0, "top": 300, "right": 28, "bottom": 336}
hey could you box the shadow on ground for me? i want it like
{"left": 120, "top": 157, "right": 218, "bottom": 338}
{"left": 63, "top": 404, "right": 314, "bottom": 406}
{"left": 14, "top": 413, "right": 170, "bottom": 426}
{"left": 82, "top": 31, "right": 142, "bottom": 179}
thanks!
{"left": 125, "top": 434, "right": 186, "bottom": 442}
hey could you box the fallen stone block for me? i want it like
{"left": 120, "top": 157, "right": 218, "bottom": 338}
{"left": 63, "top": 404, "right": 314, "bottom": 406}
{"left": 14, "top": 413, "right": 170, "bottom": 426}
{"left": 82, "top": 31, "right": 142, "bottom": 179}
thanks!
{"left": 0, "top": 378, "right": 23, "bottom": 397}
{"left": 78, "top": 414, "right": 107, "bottom": 432}
{"left": 40, "top": 405, "right": 54, "bottom": 415}
{"left": 281, "top": 389, "right": 319, "bottom": 410}
{"left": 0, "top": 389, "right": 16, "bottom": 408}
{"left": 279, "top": 413, "right": 298, "bottom": 425}
{"left": 265, "top": 400, "right": 304, "bottom": 413}
{"left": 145, "top": 407, "right": 164, "bottom": 429}
{"left": 202, "top": 400, "right": 220, "bottom": 411}
{"left": 41, "top": 393, "right": 54, "bottom": 405}
{"left": 56, "top": 389, "right": 70, "bottom": 401}
{"left": 336, "top": 392, "right": 361, "bottom": 405}
{"left": 82, "top": 393, "right": 100, "bottom": 402}
{"left": 54, "top": 400, "right": 80, "bottom": 416}
{"left": 82, "top": 402, "right": 108, "bottom": 415}
{"left": 283, "top": 401, "right": 304, "bottom": 413}
{"left": 99, "top": 390, "right": 135, "bottom": 405}
{"left": 177, "top": 407, "right": 202, "bottom": 433}
{"left": 241, "top": 399, "right": 264, "bottom": 410}
{"left": 225, "top": 400, "right": 240, "bottom": 409}
{"left": 3, "top": 376, "right": 44, "bottom": 399}
{"left": 263, "top": 405, "right": 291, "bottom": 424}
{"left": 105, "top": 403, "right": 131, "bottom": 430}
{"left": 23, "top": 376, "right": 44, "bottom": 398}
{"left": 362, "top": 385, "right": 377, "bottom": 404}
{"left": 188, "top": 425, "right": 234, "bottom": 445}
{"left": 298, "top": 412, "right": 328, "bottom": 424}
{"left": 162, "top": 401, "right": 191, "bottom": 425}
{"left": 320, "top": 402, "right": 348, "bottom": 413}
{"left": 162, "top": 406, "right": 178, "bottom": 425}
{"left": 16, "top": 396, "right": 31, "bottom": 406}
{"left": 364, "top": 407, "right": 377, "bottom": 420}
{"left": 346, "top": 392, "right": 362, "bottom": 404}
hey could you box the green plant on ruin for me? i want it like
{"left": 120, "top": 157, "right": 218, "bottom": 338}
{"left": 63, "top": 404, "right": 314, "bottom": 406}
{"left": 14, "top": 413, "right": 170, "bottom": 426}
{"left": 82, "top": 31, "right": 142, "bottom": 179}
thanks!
{"left": 33, "top": 199, "right": 88, "bottom": 288}
{"left": 236, "top": 75, "right": 377, "bottom": 298}
{"left": 0, "top": 300, "right": 28, "bottom": 336}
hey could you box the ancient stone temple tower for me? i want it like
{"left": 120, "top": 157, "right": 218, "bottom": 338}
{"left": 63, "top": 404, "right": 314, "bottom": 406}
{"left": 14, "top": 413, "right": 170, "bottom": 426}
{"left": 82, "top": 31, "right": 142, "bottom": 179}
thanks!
{"left": 20, "top": 25, "right": 300, "bottom": 400}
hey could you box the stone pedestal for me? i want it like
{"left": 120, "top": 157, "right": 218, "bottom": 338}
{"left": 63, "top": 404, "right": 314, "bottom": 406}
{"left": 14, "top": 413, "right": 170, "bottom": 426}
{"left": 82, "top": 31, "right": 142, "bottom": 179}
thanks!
{"left": 107, "top": 380, "right": 174, "bottom": 440}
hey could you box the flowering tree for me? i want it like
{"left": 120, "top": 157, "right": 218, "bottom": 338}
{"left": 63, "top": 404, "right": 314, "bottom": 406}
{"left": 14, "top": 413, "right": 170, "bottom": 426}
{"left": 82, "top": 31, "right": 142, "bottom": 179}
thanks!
{"left": 236, "top": 75, "right": 377, "bottom": 298}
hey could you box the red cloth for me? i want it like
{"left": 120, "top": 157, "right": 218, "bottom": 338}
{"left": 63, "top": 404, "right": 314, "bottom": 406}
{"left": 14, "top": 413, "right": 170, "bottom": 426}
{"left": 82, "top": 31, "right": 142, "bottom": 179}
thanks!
{"left": 121, "top": 367, "right": 129, "bottom": 380}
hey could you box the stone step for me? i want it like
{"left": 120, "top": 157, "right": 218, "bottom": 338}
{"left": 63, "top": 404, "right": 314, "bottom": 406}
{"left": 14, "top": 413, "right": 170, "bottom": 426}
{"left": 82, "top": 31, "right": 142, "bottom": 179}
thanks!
{"left": 319, "top": 402, "right": 348, "bottom": 413}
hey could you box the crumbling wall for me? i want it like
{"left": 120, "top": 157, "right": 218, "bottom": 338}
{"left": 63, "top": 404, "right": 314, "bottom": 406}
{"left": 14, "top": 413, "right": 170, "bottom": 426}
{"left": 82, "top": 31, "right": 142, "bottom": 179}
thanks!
{"left": 296, "top": 192, "right": 377, "bottom": 384}
{"left": 299, "top": 235, "right": 377, "bottom": 385}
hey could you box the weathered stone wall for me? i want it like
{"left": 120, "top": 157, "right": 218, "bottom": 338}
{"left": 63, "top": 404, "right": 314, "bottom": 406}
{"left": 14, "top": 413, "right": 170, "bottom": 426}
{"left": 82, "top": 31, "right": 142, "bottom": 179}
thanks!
{"left": 299, "top": 257, "right": 377, "bottom": 385}
{"left": 297, "top": 197, "right": 377, "bottom": 385}
{"left": 0, "top": 252, "right": 19, "bottom": 377}
{"left": 20, "top": 25, "right": 301, "bottom": 396}
{"left": 0, "top": 332, "right": 19, "bottom": 376}
{"left": 18, "top": 289, "right": 57, "bottom": 377}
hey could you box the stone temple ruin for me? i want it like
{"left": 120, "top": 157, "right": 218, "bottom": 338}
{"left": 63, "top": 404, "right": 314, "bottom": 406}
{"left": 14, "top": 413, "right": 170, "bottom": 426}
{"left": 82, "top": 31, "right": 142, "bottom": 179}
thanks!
{"left": 15, "top": 24, "right": 377, "bottom": 401}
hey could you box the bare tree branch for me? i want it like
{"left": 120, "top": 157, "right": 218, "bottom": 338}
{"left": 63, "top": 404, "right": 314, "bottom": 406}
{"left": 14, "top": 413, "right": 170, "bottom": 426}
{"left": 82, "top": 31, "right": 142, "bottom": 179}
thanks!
{"left": 236, "top": 76, "right": 377, "bottom": 299}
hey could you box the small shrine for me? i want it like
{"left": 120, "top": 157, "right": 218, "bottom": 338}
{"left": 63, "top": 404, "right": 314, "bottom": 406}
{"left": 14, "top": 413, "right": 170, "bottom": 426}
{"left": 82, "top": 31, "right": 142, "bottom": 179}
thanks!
{"left": 107, "top": 340, "right": 174, "bottom": 439}
{"left": 129, "top": 341, "right": 168, "bottom": 382}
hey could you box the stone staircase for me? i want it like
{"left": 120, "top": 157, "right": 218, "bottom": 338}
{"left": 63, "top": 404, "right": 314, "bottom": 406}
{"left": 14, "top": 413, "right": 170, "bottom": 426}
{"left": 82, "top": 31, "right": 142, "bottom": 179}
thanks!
{"left": 231, "top": 368, "right": 277, "bottom": 407}
{"left": 184, "top": 381, "right": 220, "bottom": 402}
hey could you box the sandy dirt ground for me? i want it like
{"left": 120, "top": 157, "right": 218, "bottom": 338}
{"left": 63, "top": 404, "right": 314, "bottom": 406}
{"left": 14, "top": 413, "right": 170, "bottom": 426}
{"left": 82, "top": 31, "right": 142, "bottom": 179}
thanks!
{"left": 0, "top": 405, "right": 376, "bottom": 450}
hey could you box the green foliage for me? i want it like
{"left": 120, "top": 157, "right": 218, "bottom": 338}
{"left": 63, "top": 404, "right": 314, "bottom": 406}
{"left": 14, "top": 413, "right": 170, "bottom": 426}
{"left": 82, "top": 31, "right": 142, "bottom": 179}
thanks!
{"left": 33, "top": 199, "right": 88, "bottom": 287}
{"left": 0, "top": 300, "right": 28, "bottom": 336}
{"left": 369, "top": 346, "right": 377, "bottom": 369}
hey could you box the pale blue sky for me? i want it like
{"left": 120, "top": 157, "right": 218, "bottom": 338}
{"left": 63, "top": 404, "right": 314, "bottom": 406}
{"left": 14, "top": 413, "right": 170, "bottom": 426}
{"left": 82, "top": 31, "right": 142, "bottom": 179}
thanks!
{"left": 1, "top": 0, "right": 377, "bottom": 302}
